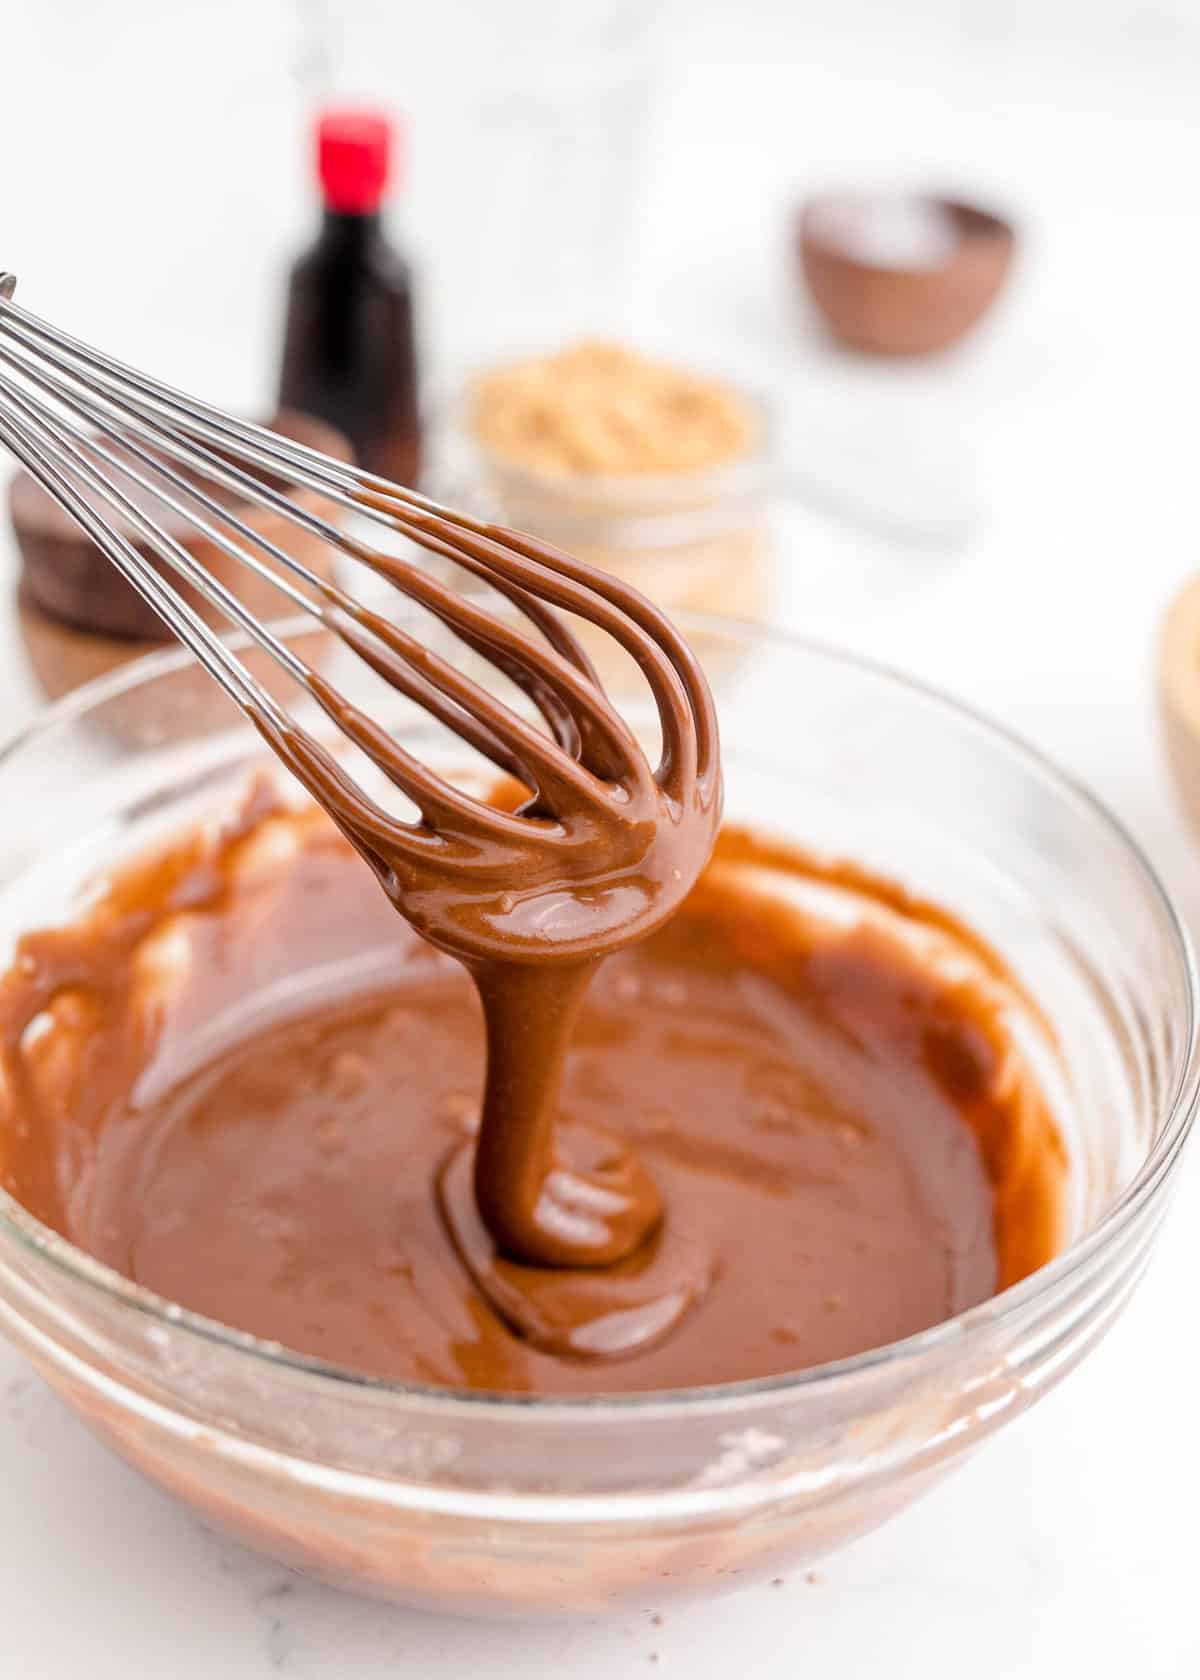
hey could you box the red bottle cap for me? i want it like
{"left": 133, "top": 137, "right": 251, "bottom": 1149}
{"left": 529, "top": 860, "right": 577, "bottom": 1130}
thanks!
{"left": 316, "top": 108, "right": 395, "bottom": 214}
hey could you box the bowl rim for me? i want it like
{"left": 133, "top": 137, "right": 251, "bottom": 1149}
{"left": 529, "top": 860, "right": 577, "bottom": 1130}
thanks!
{"left": 0, "top": 610, "right": 1194, "bottom": 1420}
{"left": 798, "top": 191, "right": 1017, "bottom": 277}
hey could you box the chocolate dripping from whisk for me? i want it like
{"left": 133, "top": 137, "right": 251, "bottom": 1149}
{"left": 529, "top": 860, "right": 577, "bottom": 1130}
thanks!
{"left": 0, "top": 276, "right": 721, "bottom": 1352}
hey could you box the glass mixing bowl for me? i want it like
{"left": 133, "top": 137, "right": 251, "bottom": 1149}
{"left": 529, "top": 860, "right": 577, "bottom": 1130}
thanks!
{"left": 0, "top": 614, "right": 1192, "bottom": 1617}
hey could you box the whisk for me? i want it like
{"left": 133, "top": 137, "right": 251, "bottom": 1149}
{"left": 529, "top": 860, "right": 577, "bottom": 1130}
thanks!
{"left": 0, "top": 273, "right": 726, "bottom": 1278}
{"left": 0, "top": 274, "right": 719, "bottom": 969}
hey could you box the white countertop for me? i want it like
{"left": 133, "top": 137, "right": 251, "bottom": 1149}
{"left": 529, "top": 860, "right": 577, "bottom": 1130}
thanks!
{"left": 2, "top": 2, "right": 1200, "bottom": 1673}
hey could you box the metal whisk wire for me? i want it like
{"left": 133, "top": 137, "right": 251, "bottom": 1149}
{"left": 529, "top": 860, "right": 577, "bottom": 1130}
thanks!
{"left": 0, "top": 275, "right": 717, "bottom": 866}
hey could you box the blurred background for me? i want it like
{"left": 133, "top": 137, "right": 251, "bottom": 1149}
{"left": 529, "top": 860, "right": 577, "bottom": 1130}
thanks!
{"left": 0, "top": 0, "right": 1198, "bottom": 903}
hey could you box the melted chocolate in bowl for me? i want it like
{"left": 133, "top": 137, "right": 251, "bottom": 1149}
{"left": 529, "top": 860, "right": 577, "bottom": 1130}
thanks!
{"left": 0, "top": 789, "right": 1065, "bottom": 1395}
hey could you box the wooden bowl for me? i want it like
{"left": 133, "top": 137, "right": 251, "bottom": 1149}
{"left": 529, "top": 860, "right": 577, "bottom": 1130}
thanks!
{"left": 1159, "top": 574, "right": 1200, "bottom": 836}
{"left": 798, "top": 193, "right": 1016, "bottom": 356}
{"left": 9, "top": 409, "right": 352, "bottom": 708}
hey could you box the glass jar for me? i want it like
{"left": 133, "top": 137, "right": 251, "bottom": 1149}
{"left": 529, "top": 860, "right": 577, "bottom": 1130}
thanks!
{"left": 430, "top": 389, "right": 773, "bottom": 640}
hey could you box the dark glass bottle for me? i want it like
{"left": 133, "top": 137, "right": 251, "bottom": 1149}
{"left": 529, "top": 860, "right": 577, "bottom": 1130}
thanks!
{"left": 277, "top": 109, "right": 421, "bottom": 486}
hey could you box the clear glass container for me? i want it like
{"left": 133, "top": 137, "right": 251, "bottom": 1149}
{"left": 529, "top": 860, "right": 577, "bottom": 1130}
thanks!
{"left": 0, "top": 615, "right": 1192, "bottom": 1616}
{"left": 320, "top": 0, "right": 667, "bottom": 371}
{"left": 430, "top": 390, "right": 773, "bottom": 640}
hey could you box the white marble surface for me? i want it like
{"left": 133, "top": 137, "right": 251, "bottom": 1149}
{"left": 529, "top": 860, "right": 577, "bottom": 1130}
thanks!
{"left": 2, "top": 2, "right": 1200, "bottom": 1673}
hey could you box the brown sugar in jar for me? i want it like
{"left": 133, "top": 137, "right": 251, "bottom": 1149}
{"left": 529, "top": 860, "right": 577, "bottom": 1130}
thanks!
{"left": 439, "top": 344, "right": 772, "bottom": 667}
